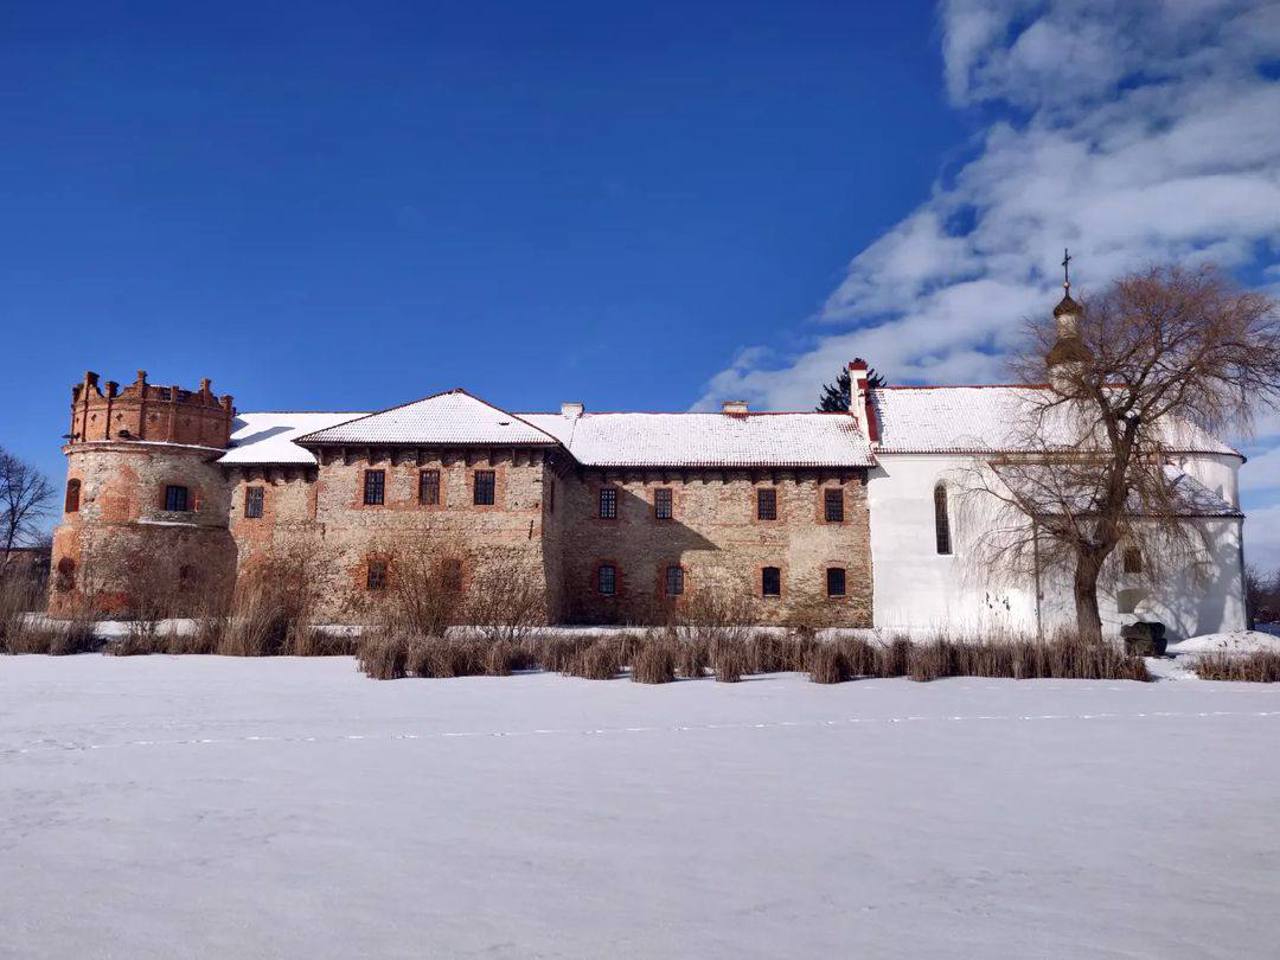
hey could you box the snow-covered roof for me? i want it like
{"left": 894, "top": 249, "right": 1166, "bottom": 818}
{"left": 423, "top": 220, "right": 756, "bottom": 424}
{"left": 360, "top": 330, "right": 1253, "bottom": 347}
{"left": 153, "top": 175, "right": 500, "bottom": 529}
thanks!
{"left": 520, "top": 412, "right": 874, "bottom": 468}
{"left": 1159, "top": 469, "right": 1242, "bottom": 518}
{"left": 221, "top": 412, "right": 365, "bottom": 465}
{"left": 295, "top": 389, "right": 559, "bottom": 448}
{"left": 871, "top": 386, "right": 1240, "bottom": 457}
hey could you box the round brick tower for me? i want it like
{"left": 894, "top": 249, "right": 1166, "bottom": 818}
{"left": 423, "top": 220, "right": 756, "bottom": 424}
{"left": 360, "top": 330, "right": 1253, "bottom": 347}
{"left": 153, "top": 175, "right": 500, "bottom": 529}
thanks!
{"left": 48, "top": 370, "right": 238, "bottom": 618}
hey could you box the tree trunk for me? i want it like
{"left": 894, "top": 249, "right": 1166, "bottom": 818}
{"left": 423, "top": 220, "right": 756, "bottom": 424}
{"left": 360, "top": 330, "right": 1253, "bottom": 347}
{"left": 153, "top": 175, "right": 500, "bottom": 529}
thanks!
{"left": 1073, "top": 554, "right": 1104, "bottom": 644}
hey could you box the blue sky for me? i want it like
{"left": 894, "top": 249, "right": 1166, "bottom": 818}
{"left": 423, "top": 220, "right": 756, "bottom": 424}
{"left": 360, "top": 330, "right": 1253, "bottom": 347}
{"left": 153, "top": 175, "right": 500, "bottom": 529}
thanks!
{"left": 3, "top": 1, "right": 1279, "bottom": 565}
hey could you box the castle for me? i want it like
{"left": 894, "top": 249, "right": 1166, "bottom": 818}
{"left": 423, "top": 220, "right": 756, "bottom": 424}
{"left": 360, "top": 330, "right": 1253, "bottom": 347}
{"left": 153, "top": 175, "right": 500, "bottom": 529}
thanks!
{"left": 48, "top": 294, "right": 1249, "bottom": 638}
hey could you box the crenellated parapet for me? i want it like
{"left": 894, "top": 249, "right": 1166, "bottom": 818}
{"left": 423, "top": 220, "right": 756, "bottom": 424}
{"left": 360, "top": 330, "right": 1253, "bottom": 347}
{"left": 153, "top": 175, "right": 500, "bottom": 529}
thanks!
{"left": 68, "top": 369, "right": 236, "bottom": 449}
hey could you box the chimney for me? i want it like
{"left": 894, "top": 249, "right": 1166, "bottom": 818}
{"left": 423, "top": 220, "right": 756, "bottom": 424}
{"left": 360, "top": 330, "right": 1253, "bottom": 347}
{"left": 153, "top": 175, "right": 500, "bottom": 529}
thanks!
{"left": 561, "top": 401, "right": 584, "bottom": 420}
{"left": 721, "top": 400, "right": 749, "bottom": 416}
{"left": 848, "top": 359, "right": 879, "bottom": 443}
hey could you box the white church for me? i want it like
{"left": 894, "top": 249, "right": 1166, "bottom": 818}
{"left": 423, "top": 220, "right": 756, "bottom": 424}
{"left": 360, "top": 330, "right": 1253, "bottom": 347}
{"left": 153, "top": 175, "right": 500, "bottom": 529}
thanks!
{"left": 857, "top": 287, "right": 1247, "bottom": 640}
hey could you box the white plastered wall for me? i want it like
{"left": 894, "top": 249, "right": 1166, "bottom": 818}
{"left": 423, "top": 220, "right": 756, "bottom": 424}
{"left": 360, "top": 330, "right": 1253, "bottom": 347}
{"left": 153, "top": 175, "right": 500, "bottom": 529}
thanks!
{"left": 868, "top": 453, "right": 1247, "bottom": 640}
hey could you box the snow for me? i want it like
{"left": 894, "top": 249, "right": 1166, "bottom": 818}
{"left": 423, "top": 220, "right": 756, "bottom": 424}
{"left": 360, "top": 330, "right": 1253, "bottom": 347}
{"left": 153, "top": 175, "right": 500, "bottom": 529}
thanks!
{"left": 296, "top": 389, "right": 557, "bottom": 447}
{"left": 1167, "top": 630, "right": 1280, "bottom": 655}
{"left": 521, "top": 410, "right": 874, "bottom": 467}
{"left": 221, "top": 412, "right": 366, "bottom": 465}
{"left": 871, "top": 386, "right": 1240, "bottom": 456}
{"left": 3, "top": 658, "right": 1279, "bottom": 959}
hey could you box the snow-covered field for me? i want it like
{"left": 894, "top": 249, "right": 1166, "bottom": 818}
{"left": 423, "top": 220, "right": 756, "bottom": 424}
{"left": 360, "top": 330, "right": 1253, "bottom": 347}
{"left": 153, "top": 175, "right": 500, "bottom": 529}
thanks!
{"left": 2, "top": 657, "right": 1279, "bottom": 960}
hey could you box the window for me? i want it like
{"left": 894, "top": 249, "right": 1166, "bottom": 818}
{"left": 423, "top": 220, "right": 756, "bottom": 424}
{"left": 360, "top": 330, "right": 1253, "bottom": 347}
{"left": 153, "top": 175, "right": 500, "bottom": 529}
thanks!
{"left": 245, "top": 486, "right": 264, "bottom": 519}
{"left": 164, "top": 485, "right": 189, "bottom": 512}
{"left": 761, "top": 566, "right": 781, "bottom": 597}
{"left": 826, "top": 567, "right": 847, "bottom": 598}
{"left": 64, "top": 479, "right": 80, "bottom": 513}
{"left": 934, "top": 483, "right": 951, "bottom": 555}
{"left": 363, "top": 470, "right": 385, "bottom": 506}
{"left": 597, "top": 564, "right": 617, "bottom": 595}
{"left": 473, "top": 470, "right": 495, "bottom": 506}
{"left": 654, "top": 487, "right": 673, "bottom": 520}
{"left": 598, "top": 486, "right": 618, "bottom": 519}
{"left": 366, "top": 560, "right": 387, "bottom": 591}
{"left": 824, "top": 488, "right": 844, "bottom": 523}
{"left": 757, "top": 487, "right": 777, "bottom": 521}
{"left": 665, "top": 565, "right": 684, "bottom": 596}
{"left": 1123, "top": 548, "right": 1143, "bottom": 574}
{"left": 419, "top": 469, "right": 440, "bottom": 506}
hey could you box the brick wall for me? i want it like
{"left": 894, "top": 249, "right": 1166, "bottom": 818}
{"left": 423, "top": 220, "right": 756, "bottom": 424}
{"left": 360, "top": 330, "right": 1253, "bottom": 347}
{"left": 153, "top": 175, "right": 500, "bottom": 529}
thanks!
{"left": 552, "top": 469, "right": 873, "bottom": 627}
{"left": 49, "top": 443, "right": 237, "bottom": 616}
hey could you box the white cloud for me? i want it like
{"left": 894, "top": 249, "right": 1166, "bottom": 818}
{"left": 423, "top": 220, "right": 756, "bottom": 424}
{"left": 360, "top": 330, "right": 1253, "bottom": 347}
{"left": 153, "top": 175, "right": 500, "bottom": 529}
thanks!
{"left": 697, "top": 0, "right": 1280, "bottom": 566}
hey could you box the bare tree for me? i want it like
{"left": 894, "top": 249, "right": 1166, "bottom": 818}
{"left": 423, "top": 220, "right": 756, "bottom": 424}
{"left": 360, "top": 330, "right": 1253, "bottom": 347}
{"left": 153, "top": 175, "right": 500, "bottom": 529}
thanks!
{"left": 0, "top": 447, "right": 56, "bottom": 560}
{"left": 968, "top": 266, "right": 1280, "bottom": 642}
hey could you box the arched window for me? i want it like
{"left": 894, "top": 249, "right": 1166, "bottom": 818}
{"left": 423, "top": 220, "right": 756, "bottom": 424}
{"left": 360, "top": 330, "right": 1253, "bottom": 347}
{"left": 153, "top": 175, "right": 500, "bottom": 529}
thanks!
{"left": 934, "top": 483, "right": 952, "bottom": 555}
{"left": 64, "top": 479, "right": 81, "bottom": 513}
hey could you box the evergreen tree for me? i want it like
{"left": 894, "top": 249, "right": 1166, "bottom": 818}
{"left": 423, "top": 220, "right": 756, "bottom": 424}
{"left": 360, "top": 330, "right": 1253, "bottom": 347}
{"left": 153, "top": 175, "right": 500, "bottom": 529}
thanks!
{"left": 816, "top": 365, "right": 885, "bottom": 411}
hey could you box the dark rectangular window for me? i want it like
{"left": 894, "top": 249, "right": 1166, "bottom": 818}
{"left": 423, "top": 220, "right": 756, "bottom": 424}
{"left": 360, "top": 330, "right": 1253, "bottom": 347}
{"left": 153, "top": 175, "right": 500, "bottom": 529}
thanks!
{"left": 164, "top": 485, "right": 189, "bottom": 512}
{"left": 64, "top": 479, "right": 81, "bottom": 513}
{"left": 665, "top": 565, "right": 684, "bottom": 596}
{"left": 419, "top": 470, "right": 440, "bottom": 505}
{"left": 1123, "top": 548, "right": 1143, "bottom": 574}
{"left": 654, "top": 488, "right": 673, "bottom": 520}
{"left": 598, "top": 564, "right": 616, "bottom": 595}
{"left": 599, "top": 486, "right": 618, "bottom": 519}
{"left": 245, "top": 486, "right": 264, "bottom": 519}
{"left": 761, "top": 566, "right": 781, "bottom": 597}
{"left": 366, "top": 560, "right": 387, "bottom": 591}
{"left": 824, "top": 488, "right": 844, "bottom": 523}
{"left": 473, "top": 470, "right": 495, "bottom": 506}
{"left": 826, "top": 567, "right": 846, "bottom": 598}
{"left": 756, "top": 488, "right": 777, "bottom": 521}
{"left": 363, "top": 470, "right": 385, "bottom": 506}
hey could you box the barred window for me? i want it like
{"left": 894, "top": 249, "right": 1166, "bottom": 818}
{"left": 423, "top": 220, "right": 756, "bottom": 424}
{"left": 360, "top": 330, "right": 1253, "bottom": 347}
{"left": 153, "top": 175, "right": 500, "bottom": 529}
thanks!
{"left": 419, "top": 470, "right": 440, "bottom": 505}
{"left": 164, "top": 485, "right": 189, "bottom": 512}
{"left": 761, "top": 566, "right": 781, "bottom": 597}
{"left": 757, "top": 487, "right": 777, "bottom": 521}
{"left": 64, "top": 479, "right": 81, "bottom": 513}
{"left": 665, "top": 565, "right": 684, "bottom": 596}
{"left": 363, "top": 470, "right": 385, "bottom": 506}
{"left": 473, "top": 470, "right": 495, "bottom": 506}
{"left": 824, "top": 488, "right": 844, "bottom": 522}
{"left": 245, "top": 486, "right": 264, "bottom": 519}
{"left": 654, "top": 487, "right": 673, "bottom": 520}
{"left": 366, "top": 560, "right": 387, "bottom": 591}
{"left": 598, "top": 564, "right": 617, "bottom": 595}
{"left": 826, "top": 567, "right": 846, "bottom": 597}
{"left": 599, "top": 486, "right": 618, "bottom": 519}
{"left": 934, "top": 483, "right": 951, "bottom": 555}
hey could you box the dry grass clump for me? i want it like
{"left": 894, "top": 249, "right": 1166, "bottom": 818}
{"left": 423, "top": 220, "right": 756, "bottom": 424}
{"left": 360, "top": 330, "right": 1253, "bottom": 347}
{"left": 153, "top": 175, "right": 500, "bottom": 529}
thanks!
{"left": 563, "top": 640, "right": 620, "bottom": 680}
{"left": 632, "top": 642, "right": 677, "bottom": 684}
{"left": 356, "top": 633, "right": 409, "bottom": 680}
{"left": 711, "top": 646, "right": 746, "bottom": 682}
{"left": 4, "top": 619, "right": 99, "bottom": 655}
{"left": 1193, "top": 651, "right": 1280, "bottom": 682}
{"left": 807, "top": 645, "right": 851, "bottom": 684}
{"left": 675, "top": 639, "right": 709, "bottom": 679}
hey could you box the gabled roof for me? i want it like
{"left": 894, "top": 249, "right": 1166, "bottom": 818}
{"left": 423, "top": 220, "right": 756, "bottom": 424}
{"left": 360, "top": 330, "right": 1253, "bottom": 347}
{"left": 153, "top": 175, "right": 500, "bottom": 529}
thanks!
{"left": 870, "top": 386, "right": 1240, "bottom": 458}
{"left": 520, "top": 411, "right": 874, "bottom": 468}
{"left": 220, "top": 412, "right": 367, "bottom": 465}
{"left": 294, "top": 389, "right": 559, "bottom": 447}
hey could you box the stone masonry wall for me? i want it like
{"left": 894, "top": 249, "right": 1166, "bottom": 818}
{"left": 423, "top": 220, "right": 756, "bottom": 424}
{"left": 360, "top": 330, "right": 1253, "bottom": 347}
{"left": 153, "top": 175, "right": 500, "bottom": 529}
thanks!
{"left": 232, "top": 447, "right": 557, "bottom": 623}
{"left": 49, "top": 443, "right": 236, "bottom": 616}
{"left": 552, "top": 468, "right": 873, "bottom": 627}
